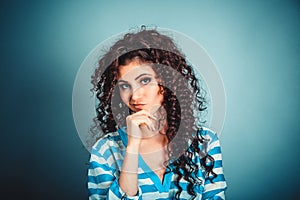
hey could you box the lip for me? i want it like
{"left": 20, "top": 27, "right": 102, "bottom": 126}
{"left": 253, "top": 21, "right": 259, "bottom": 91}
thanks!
{"left": 131, "top": 103, "right": 146, "bottom": 110}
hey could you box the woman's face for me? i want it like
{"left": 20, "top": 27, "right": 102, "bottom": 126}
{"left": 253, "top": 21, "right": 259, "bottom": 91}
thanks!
{"left": 117, "top": 60, "right": 164, "bottom": 114}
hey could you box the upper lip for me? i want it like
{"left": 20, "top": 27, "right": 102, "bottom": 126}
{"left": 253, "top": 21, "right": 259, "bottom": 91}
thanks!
{"left": 131, "top": 103, "right": 146, "bottom": 109}
{"left": 130, "top": 103, "right": 147, "bottom": 112}
{"left": 131, "top": 103, "right": 146, "bottom": 106}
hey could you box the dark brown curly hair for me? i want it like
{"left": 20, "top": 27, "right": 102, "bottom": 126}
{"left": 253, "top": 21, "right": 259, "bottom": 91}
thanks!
{"left": 90, "top": 28, "right": 216, "bottom": 199}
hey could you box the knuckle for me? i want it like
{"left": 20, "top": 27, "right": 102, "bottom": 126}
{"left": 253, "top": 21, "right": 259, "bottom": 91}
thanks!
{"left": 126, "top": 115, "right": 132, "bottom": 122}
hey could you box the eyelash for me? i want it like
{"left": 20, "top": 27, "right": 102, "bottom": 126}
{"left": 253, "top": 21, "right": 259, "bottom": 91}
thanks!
{"left": 118, "top": 77, "right": 152, "bottom": 90}
{"left": 119, "top": 83, "right": 129, "bottom": 90}
{"left": 141, "top": 77, "right": 151, "bottom": 85}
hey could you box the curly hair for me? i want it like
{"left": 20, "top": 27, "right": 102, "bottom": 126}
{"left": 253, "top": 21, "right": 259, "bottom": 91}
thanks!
{"left": 90, "top": 28, "right": 217, "bottom": 199}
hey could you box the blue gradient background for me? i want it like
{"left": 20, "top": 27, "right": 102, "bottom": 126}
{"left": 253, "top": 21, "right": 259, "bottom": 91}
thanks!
{"left": 1, "top": 1, "right": 299, "bottom": 199}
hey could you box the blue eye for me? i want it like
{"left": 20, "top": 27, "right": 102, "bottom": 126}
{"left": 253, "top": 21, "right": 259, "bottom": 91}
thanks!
{"left": 119, "top": 83, "right": 130, "bottom": 90}
{"left": 141, "top": 77, "right": 151, "bottom": 85}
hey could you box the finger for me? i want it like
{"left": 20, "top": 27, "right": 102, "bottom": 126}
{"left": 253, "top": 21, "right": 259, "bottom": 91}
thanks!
{"left": 135, "top": 118, "right": 153, "bottom": 130}
{"left": 131, "top": 110, "right": 158, "bottom": 121}
{"left": 131, "top": 117, "right": 156, "bottom": 132}
{"left": 128, "top": 110, "right": 158, "bottom": 132}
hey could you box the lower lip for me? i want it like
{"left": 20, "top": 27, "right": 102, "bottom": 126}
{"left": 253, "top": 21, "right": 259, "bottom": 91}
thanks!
{"left": 133, "top": 104, "right": 145, "bottom": 109}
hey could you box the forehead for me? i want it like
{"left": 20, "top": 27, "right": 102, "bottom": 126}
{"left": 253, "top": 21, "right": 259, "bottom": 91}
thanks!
{"left": 118, "top": 61, "right": 155, "bottom": 80}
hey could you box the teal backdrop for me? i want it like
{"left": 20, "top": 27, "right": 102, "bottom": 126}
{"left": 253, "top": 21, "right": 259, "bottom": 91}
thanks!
{"left": 1, "top": 0, "right": 299, "bottom": 199}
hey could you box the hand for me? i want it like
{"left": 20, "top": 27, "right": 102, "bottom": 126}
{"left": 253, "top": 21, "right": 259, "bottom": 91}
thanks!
{"left": 126, "top": 110, "right": 157, "bottom": 147}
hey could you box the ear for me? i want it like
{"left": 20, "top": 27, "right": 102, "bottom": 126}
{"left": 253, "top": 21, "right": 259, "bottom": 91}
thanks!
{"left": 158, "top": 84, "right": 165, "bottom": 95}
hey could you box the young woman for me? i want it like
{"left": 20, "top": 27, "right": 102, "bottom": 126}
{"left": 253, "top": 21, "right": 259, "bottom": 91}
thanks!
{"left": 88, "top": 28, "right": 227, "bottom": 199}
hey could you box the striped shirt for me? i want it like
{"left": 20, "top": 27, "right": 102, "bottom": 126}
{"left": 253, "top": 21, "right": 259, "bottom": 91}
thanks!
{"left": 88, "top": 127, "right": 227, "bottom": 199}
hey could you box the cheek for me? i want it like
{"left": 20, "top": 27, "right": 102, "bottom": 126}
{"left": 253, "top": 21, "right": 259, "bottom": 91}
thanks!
{"left": 119, "top": 91, "right": 129, "bottom": 104}
{"left": 157, "top": 87, "right": 165, "bottom": 103}
{"left": 158, "top": 93, "right": 164, "bottom": 103}
{"left": 151, "top": 86, "right": 164, "bottom": 102}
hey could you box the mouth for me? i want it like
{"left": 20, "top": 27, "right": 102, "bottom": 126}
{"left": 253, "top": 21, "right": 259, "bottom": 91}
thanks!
{"left": 131, "top": 103, "right": 146, "bottom": 110}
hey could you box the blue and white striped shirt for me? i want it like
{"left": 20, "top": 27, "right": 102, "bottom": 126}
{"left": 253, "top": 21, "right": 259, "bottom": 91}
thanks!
{"left": 88, "top": 127, "right": 227, "bottom": 199}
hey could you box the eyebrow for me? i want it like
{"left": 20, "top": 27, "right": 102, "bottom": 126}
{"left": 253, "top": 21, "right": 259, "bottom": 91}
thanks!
{"left": 118, "top": 73, "right": 152, "bottom": 83}
{"left": 134, "top": 73, "right": 152, "bottom": 80}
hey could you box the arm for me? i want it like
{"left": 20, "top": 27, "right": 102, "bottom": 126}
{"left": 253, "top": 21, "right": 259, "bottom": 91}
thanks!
{"left": 88, "top": 110, "right": 155, "bottom": 199}
{"left": 88, "top": 148, "right": 142, "bottom": 200}
{"left": 118, "top": 141, "right": 140, "bottom": 196}
{"left": 118, "top": 110, "right": 155, "bottom": 196}
{"left": 202, "top": 131, "right": 227, "bottom": 200}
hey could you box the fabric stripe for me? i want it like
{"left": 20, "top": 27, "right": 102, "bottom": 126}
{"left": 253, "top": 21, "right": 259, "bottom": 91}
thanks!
{"left": 88, "top": 128, "right": 227, "bottom": 200}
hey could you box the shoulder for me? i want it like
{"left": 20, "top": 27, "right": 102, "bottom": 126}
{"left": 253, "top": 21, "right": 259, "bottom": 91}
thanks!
{"left": 198, "top": 127, "right": 218, "bottom": 141}
{"left": 90, "top": 130, "right": 126, "bottom": 170}
{"left": 198, "top": 127, "right": 219, "bottom": 143}
{"left": 91, "top": 131, "right": 125, "bottom": 156}
{"left": 196, "top": 127, "right": 222, "bottom": 154}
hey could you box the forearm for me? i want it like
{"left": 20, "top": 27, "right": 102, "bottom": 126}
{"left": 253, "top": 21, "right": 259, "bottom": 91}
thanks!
{"left": 120, "top": 110, "right": 154, "bottom": 196}
{"left": 119, "top": 143, "right": 140, "bottom": 196}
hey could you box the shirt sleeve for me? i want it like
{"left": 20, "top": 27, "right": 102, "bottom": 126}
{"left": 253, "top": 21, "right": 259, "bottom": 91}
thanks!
{"left": 88, "top": 148, "right": 142, "bottom": 200}
{"left": 202, "top": 131, "right": 227, "bottom": 200}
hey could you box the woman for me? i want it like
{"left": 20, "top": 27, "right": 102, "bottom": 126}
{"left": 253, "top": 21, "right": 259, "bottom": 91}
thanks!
{"left": 88, "top": 28, "right": 227, "bottom": 199}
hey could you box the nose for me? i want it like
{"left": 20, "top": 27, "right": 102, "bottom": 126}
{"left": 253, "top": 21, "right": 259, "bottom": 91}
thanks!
{"left": 131, "top": 85, "right": 144, "bottom": 101}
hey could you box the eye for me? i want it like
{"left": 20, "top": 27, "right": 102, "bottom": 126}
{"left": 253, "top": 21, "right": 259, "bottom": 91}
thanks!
{"left": 118, "top": 83, "right": 130, "bottom": 90}
{"left": 140, "top": 77, "right": 151, "bottom": 85}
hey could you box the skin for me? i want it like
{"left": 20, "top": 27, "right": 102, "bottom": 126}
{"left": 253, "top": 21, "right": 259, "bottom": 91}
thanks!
{"left": 117, "top": 60, "right": 169, "bottom": 196}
